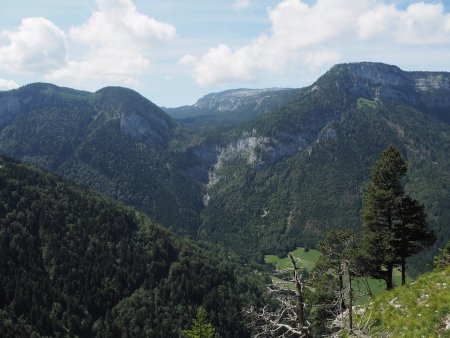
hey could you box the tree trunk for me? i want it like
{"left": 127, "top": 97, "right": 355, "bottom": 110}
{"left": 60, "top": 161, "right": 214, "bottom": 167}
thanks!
{"left": 386, "top": 263, "right": 393, "bottom": 290}
{"left": 401, "top": 256, "right": 406, "bottom": 285}
{"left": 346, "top": 261, "right": 353, "bottom": 333}
{"left": 289, "top": 254, "right": 310, "bottom": 337}
{"left": 339, "top": 272, "right": 345, "bottom": 324}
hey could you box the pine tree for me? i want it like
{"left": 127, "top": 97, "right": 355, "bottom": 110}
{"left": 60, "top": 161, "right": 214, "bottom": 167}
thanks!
{"left": 182, "top": 307, "right": 217, "bottom": 338}
{"left": 361, "top": 145, "right": 407, "bottom": 290}
{"left": 361, "top": 145, "right": 435, "bottom": 289}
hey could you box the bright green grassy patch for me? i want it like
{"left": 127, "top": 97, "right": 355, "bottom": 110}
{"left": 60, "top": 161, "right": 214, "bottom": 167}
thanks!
{"left": 357, "top": 97, "right": 378, "bottom": 109}
{"left": 355, "top": 266, "right": 450, "bottom": 337}
{"left": 264, "top": 247, "right": 321, "bottom": 272}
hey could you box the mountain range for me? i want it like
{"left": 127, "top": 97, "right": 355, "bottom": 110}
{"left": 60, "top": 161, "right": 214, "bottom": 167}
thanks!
{"left": 1, "top": 62, "right": 449, "bottom": 273}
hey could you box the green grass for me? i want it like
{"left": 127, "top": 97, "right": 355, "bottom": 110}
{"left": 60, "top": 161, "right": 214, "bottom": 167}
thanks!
{"left": 265, "top": 247, "right": 409, "bottom": 305}
{"left": 355, "top": 266, "right": 450, "bottom": 337}
{"left": 264, "top": 247, "right": 321, "bottom": 272}
{"left": 355, "top": 269, "right": 405, "bottom": 305}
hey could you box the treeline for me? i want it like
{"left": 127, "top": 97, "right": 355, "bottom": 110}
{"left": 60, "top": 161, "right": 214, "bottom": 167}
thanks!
{"left": 0, "top": 155, "right": 265, "bottom": 337}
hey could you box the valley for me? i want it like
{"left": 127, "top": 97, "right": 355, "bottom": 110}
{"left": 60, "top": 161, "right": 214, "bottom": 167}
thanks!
{"left": 1, "top": 63, "right": 449, "bottom": 270}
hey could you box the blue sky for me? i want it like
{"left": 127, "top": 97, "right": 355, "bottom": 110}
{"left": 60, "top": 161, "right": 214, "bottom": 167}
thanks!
{"left": 1, "top": 0, "right": 450, "bottom": 107}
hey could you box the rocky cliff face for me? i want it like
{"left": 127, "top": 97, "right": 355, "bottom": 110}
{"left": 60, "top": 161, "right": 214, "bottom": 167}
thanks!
{"left": 413, "top": 73, "right": 450, "bottom": 91}
{"left": 410, "top": 72, "right": 450, "bottom": 116}
{"left": 196, "top": 115, "right": 341, "bottom": 193}
{"left": 119, "top": 112, "right": 165, "bottom": 143}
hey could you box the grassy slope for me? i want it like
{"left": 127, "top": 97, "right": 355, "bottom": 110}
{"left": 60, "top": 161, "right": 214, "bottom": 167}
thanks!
{"left": 357, "top": 266, "right": 450, "bottom": 337}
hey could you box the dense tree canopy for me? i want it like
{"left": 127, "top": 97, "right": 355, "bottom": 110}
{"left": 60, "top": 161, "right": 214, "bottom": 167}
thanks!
{"left": 0, "top": 155, "right": 265, "bottom": 337}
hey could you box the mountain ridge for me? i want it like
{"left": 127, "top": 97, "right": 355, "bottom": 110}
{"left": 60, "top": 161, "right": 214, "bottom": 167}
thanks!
{"left": 1, "top": 62, "right": 450, "bottom": 272}
{"left": 164, "top": 87, "right": 301, "bottom": 123}
{"left": 0, "top": 83, "right": 203, "bottom": 233}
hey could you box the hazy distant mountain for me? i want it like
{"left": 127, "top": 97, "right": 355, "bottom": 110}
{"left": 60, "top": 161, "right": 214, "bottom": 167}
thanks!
{"left": 164, "top": 87, "right": 301, "bottom": 123}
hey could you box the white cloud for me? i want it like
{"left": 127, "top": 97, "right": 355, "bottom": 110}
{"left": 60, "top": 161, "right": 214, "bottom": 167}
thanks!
{"left": 0, "top": 17, "right": 67, "bottom": 73}
{"left": 182, "top": 0, "right": 450, "bottom": 86}
{"left": 187, "top": 44, "right": 257, "bottom": 86}
{"left": 178, "top": 54, "right": 198, "bottom": 65}
{"left": 358, "top": 2, "right": 450, "bottom": 44}
{"left": 232, "top": 0, "right": 251, "bottom": 10}
{"left": 357, "top": 4, "right": 398, "bottom": 40}
{"left": 0, "top": 79, "right": 19, "bottom": 90}
{"left": 394, "top": 2, "right": 450, "bottom": 44}
{"left": 47, "top": 0, "right": 176, "bottom": 84}
{"left": 303, "top": 50, "right": 342, "bottom": 69}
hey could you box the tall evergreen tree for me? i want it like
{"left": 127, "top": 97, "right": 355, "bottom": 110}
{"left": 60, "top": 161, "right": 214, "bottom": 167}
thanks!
{"left": 361, "top": 145, "right": 435, "bottom": 289}
{"left": 361, "top": 145, "right": 407, "bottom": 290}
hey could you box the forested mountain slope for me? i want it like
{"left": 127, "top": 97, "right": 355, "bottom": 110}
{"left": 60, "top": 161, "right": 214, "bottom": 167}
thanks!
{"left": 0, "top": 155, "right": 264, "bottom": 337}
{"left": 0, "top": 84, "right": 202, "bottom": 233}
{"left": 1, "top": 63, "right": 450, "bottom": 274}
{"left": 192, "top": 63, "right": 450, "bottom": 271}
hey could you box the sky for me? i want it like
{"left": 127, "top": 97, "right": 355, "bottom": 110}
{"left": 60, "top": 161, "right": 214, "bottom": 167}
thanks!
{"left": 1, "top": 0, "right": 450, "bottom": 107}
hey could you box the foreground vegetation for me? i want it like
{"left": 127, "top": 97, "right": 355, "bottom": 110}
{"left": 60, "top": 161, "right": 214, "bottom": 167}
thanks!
{"left": 265, "top": 247, "right": 404, "bottom": 305}
{"left": 248, "top": 146, "right": 437, "bottom": 337}
{"left": 357, "top": 266, "right": 450, "bottom": 337}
